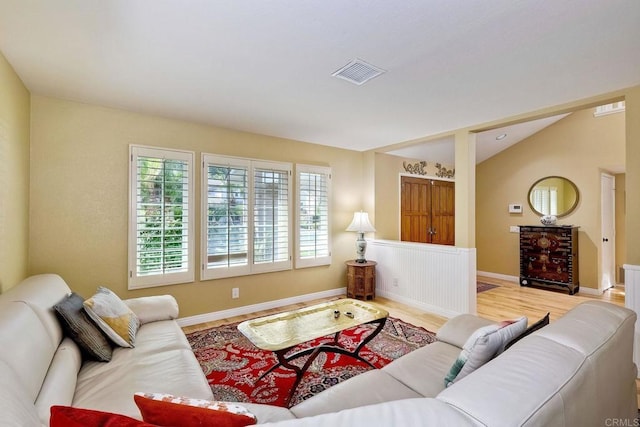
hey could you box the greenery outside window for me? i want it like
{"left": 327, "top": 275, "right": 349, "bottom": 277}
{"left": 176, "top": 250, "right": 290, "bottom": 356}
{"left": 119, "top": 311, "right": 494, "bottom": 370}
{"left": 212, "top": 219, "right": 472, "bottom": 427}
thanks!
{"left": 202, "top": 154, "right": 292, "bottom": 279}
{"left": 128, "top": 146, "right": 194, "bottom": 289}
{"left": 296, "top": 165, "right": 331, "bottom": 268}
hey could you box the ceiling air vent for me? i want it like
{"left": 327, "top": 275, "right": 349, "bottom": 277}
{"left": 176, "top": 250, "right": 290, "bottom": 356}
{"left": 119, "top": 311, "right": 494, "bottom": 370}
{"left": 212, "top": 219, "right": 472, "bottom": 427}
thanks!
{"left": 332, "top": 59, "right": 386, "bottom": 85}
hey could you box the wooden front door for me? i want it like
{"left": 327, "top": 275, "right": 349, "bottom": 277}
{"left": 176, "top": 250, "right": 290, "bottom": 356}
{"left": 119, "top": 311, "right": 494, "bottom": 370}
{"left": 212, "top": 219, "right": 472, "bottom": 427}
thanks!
{"left": 401, "top": 176, "right": 455, "bottom": 245}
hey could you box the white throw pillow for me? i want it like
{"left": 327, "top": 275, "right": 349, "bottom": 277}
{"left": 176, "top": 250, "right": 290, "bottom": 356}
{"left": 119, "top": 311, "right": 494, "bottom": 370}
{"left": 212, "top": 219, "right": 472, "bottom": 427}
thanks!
{"left": 83, "top": 287, "right": 140, "bottom": 348}
{"left": 124, "top": 295, "right": 179, "bottom": 325}
{"left": 444, "top": 316, "right": 527, "bottom": 386}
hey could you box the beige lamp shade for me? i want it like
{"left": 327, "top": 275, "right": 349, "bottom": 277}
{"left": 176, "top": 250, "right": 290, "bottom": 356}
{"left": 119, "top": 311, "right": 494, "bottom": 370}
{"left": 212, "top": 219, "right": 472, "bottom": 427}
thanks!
{"left": 346, "top": 211, "right": 376, "bottom": 233}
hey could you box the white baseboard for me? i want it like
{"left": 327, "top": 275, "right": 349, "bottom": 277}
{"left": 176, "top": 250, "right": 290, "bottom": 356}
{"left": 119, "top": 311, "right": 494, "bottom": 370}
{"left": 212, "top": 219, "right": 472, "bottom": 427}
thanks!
{"left": 477, "top": 271, "right": 601, "bottom": 295}
{"left": 577, "top": 286, "right": 602, "bottom": 296}
{"left": 476, "top": 271, "right": 519, "bottom": 283}
{"left": 377, "top": 289, "right": 461, "bottom": 319}
{"left": 177, "top": 287, "right": 347, "bottom": 327}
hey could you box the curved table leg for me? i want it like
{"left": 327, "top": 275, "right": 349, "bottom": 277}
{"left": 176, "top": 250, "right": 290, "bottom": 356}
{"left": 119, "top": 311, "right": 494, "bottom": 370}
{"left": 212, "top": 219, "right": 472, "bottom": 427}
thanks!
{"left": 255, "top": 316, "right": 388, "bottom": 407}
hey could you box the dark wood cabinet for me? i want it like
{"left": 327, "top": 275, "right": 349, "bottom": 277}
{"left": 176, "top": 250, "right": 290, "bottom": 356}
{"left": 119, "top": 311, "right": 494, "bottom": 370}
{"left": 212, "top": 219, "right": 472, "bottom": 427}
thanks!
{"left": 519, "top": 225, "right": 579, "bottom": 295}
{"left": 346, "top": 260, "right": 376, "bottom": 300}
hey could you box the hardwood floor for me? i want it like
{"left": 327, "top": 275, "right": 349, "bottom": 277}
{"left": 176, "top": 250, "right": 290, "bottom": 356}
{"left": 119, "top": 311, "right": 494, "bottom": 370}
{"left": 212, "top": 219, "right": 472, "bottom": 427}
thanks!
{"left": 182, "top": 276, "right": 636, "bottom": 405}
{"left": 182, "top": 276, "right": 625, "bottom": 334}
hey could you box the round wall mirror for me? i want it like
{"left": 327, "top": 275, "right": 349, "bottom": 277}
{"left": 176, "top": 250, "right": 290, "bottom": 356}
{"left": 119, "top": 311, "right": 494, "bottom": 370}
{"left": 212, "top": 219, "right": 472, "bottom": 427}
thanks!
{"left": 527, "top": 176, "right": 579, "bottom": 218}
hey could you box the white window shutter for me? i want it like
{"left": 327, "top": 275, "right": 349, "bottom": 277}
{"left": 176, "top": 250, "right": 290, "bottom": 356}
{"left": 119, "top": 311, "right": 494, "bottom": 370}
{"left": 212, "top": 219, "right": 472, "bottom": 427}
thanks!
{"left": 129, "top": 146, "right": 194, "bottom": 289}
{"left": 296, "top": 165, "right": 332, "bottom": 268}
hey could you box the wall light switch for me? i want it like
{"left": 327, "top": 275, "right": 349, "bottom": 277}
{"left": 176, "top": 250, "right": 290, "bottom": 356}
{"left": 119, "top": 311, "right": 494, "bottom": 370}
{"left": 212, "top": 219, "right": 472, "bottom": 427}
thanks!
{"left": 510, "top": 226, "right": 520, "bottom": 233}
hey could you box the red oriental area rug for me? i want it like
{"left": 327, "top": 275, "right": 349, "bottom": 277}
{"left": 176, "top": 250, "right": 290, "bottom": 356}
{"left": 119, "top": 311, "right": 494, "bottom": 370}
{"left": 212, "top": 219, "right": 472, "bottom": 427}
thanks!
{"left": 186, "top": 316, "right": 436, "bottom": 408}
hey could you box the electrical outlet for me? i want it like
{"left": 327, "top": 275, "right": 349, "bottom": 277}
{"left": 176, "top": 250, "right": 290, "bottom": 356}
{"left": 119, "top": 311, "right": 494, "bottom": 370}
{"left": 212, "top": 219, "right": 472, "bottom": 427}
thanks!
{"left": 392, "top": 278, "right": 399, "bottom": 287}
{"left": 510, "top": 226, "right": 520, "bottom": 233}
{"left": 232, "top": 288, "right": 239, "bottom": 299}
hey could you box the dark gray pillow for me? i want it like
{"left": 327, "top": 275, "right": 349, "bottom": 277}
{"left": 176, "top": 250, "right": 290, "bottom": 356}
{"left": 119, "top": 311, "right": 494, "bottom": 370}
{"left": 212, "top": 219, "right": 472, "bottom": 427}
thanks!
{"left": 53, "top": 292, "right": 113, "bottom": 362}
{"left": 504, "top": 312, "right": 550, "bottom": 350}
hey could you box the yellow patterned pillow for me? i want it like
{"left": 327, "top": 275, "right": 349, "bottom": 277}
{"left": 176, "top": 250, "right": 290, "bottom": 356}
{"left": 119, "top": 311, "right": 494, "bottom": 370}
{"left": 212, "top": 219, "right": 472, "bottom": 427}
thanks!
{"left": 84, "top": 287, "right": 140, "bottom": 347}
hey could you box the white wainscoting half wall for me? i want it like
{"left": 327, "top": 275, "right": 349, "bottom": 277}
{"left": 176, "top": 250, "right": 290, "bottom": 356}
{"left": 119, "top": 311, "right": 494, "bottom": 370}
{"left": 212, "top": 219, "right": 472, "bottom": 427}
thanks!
{"left": 368, "top": 240, "right": 476, "bottom": 319}
{"left": 623, "top": 264, "right": 640, "bottom": 371}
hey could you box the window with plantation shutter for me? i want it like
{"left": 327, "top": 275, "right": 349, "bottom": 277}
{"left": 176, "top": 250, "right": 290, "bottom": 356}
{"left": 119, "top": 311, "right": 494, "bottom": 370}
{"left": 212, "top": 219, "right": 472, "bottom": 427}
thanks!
{"left": 202, "top": 155, "right": 292, "bottom": 279}
{"left": 128, "top": 146, "right": 194, "bottom": 289}
{"left": 296, "top": 165, "right": 331, "bottom": 268}
{"left": 253, "top": 162, "right": 291, "bottom": 271}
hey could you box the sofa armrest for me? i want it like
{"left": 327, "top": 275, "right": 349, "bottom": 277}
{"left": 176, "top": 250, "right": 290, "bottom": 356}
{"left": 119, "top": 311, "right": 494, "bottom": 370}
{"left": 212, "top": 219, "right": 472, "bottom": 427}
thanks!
{"left": 436, "top": 314, "right": 495, "bottom": 348}
{"left": 124, "top": 295, "right": 179, "bottom": 324}
{"left": 258, "top": 398, "right": 475, "bottom": 426}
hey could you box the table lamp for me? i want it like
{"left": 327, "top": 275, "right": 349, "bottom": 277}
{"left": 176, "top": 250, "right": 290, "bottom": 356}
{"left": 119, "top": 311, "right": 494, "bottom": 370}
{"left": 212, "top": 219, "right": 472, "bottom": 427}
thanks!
{"left": 346, "top": 211, "right": 376, "bottom": 263}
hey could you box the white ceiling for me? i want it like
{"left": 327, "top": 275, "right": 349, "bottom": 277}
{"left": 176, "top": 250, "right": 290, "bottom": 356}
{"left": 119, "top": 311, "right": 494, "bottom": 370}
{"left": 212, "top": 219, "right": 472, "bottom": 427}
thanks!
{"left": 388, "top": 113, "right": 570, "bottom": 164}
{"left": 1, "top": 1, "right": 638, "bottom": 157}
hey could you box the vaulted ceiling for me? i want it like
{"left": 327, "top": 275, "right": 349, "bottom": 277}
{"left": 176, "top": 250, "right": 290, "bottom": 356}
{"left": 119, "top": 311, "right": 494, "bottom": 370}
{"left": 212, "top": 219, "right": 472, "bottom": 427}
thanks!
{"left": 1, "top": 1, "right": 638, "bottom": 159}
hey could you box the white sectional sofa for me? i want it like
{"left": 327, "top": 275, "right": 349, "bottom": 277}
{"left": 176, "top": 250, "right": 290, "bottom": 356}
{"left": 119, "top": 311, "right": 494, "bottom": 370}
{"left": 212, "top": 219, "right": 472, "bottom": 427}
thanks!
{"left": 0, "top": 274, "right": 637, "bottom": 426}
{"left": 0, "top": 274, "right": 217, "bottom": 425}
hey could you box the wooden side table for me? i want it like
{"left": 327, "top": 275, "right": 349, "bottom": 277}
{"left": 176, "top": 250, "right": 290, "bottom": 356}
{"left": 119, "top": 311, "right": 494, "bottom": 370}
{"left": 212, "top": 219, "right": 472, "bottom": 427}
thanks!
{"left": 345, "top": 260, "right": 377, "bottom": 300}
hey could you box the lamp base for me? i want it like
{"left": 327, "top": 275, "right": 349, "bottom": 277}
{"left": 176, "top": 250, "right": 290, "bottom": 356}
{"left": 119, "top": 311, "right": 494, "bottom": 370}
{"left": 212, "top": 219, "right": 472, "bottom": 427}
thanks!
{"left": 354, "top": 232, "right": 368, "bottom": 264}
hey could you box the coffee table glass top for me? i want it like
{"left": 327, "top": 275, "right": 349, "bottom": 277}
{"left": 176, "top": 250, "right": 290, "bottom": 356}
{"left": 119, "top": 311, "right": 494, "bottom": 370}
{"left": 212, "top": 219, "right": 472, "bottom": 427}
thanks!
{"left": 237, "top": 299, "right": 388, "bottom": 351}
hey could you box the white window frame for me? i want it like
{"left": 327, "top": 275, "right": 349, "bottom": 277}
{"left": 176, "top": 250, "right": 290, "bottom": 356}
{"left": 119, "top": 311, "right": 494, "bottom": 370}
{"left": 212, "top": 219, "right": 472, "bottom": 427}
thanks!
{"left": 295, "top": 165, "right": 332, "bottom": 268}
{"left": 594, "top": 101, "right": 625, "bottom": 117}
{"left": 201, "top": 154, "right": 292, "bottom": 280}
{"left": 128, "top": 145, "right": 195, "bottom": 289}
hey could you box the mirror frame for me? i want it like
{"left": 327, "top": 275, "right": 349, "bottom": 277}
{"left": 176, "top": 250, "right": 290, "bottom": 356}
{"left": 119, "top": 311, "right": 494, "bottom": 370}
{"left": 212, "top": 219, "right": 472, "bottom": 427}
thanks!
{"left": 527, "top": 176, "right": 579, "bottom": 218}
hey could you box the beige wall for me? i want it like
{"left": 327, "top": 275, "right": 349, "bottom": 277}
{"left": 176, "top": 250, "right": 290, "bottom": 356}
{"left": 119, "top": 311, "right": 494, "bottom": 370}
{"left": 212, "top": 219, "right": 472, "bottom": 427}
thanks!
{"left": 373, "top": 152, "right": 456, "bottom": 240}
{"left": 29, "top": 96, "right": 364, "bottom": 317}
{"left": 626, "top": 86, "right": 640, "bottom": 265}
{"left": 476, "top": 107, "right": 625, "bottom": 288}
{"left": 0, "top": 52, "right": 30, "bottom": 293}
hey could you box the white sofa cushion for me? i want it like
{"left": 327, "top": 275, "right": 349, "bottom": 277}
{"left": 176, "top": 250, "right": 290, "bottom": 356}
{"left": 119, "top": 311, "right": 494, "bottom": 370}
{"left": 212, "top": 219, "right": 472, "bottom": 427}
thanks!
{"left": 0, "top": 360, "right": 43, "bottom": 427}
{"left": 262, "top": 398, "right": 476, "bottom": 427}
{"left": 0, "top": 302, "right": 57, "bottom": 401}
{"left": 1, "top": 274, "right": 71, "bottom": 347}
{"left": 435, "top": 314, "right": 495, "bottom": 348}
{"left": 290, "top": 369, "right": 422, "bottom": 418}
{"left": 34, "top": 337, "right": 82, "bottom": 426}
{"left": 438, "top": 336, "right": 586, "bottom": 426}
{"left": 382, "top": 341, "right": 460, "bottom": 397}
{"left": 73, "top": 319, "right": 213, "bottom": 420}
{"left": 236, "top": 403, "right": 297, "bottom": 424}
{"left": 121, "top": 319, "right": 193, "bottom": 355}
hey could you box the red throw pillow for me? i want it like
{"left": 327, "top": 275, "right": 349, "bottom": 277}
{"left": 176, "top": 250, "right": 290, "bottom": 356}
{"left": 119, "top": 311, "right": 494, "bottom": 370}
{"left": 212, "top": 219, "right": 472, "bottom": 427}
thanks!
{"left": 50, "top": 405, "right": 157, "bottom": 427}
{"left": 134, "top": 392, "right": 257, "bottom": 427}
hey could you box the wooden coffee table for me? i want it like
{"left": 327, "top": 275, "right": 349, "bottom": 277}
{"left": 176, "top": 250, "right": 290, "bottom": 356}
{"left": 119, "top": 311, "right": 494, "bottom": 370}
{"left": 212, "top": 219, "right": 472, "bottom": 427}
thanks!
{"left": 237, "top": 298, "right": 388, "bottom": 406}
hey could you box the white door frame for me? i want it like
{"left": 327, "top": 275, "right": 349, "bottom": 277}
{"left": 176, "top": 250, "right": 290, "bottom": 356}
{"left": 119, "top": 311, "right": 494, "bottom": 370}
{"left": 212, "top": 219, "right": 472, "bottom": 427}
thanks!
{"left": 600, "top": 173, "right": 616, "bottom": 292}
